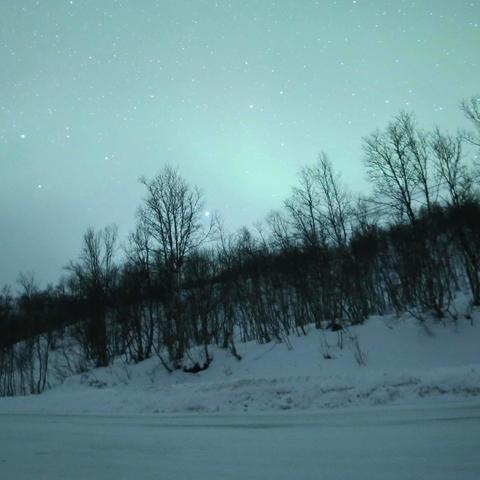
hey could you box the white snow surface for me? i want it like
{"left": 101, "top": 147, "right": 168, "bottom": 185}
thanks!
{"left": 2, "top": 403, "right": 480, "bottom": 479}
{"left": 1, "top": 314, "right": 479, "bottom": 415}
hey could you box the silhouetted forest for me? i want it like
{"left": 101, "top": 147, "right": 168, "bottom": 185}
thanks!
{"left": 1, "top": 96, "right": 479, "bottom": 396}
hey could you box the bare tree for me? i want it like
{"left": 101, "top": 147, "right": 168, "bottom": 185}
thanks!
{"left": 284, "top": 165, "right": 325, "bottom": 247}
{"left": 68, "top": 225, "right": 118, "bottom": 367}
{"left": 139, "top": 166, "right": 210, "bottom": 274}
{"left": 284, "top": 154, "right": 351, "bottom": 247}
{"left": 402, "top": 114, "right": 435, "bottom": 212}
{"left": 363, "top": 112, "right": 428, "bottom": 224}
{"left": 17, "top": 272, "right": 38, "bottom": 299}
{"left": 118, "top": 220, "right": 156, "bottom": 363}
{"left": 0, "top": 286, "right": 13, "bottom": 327}
{"left": 266, "top": 210, "right": 292, "bottom": 250}
{"left": 124, "top": 219, "right": 152, "bottom": 276}
{"left": 431, "top": 128, "right": 472, "bottom": 206}
{"left": 461, "top": 95, "right": 480, "bottom": 183}
{"left": 138, "top": 166, "right": 212, "bottom": 367}
{"left": 311, "top": 153, "right": 351, "bottom": 247}
{"left": 461, "top": 95, "right": 480, "bottom": 147}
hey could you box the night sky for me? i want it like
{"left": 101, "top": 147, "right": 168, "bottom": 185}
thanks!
{"left": 1, "top": 0, "right": 479, "bottom": 287}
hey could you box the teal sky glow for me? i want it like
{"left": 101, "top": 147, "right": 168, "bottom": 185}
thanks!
{"left": 1, "top": 0, "right": 479, "bottom": 286}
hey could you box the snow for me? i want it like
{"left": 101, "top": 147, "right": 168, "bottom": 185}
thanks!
{"left": 1, "top": 313, "right": 480, "bottom": 478}
{"left": 0, "top": 314, "right": 479, "bottom": 415}
{"left": 1, "top": 403, "right": 480, "bottom": 479}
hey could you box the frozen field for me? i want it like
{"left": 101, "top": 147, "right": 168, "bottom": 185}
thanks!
{"left": 2, "top": 402, "right": 480, "bottom": 480}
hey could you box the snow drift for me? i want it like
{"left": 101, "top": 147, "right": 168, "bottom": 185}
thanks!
{"left": 1, "top": 313, "right": 479, "bottom": 415}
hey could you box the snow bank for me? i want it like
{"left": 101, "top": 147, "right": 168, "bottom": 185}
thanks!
{"left": 1, "top": 314, "right": 479, "bottom": 414}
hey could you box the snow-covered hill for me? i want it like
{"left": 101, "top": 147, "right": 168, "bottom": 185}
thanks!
{"left": 1, "top": 314, "right": 479, "bottom": 415}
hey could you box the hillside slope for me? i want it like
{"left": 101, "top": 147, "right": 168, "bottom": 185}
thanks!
{"left": 1, "top": 314, "right": 479, "bottom": 415}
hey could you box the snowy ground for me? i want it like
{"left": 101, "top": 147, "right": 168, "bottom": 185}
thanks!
{"left": 1, "top": 314, "right": 479, "bottom": 478}
{"left": 0, "top": 314, "right": 479, "bottom": 415}
{"left": 2, "top": 402, "right": 480, "bottom": 480}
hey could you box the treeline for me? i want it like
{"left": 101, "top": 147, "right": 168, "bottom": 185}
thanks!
{"left": 1, "top": 97, "right": 480, "bottom": 396}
